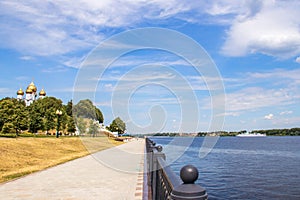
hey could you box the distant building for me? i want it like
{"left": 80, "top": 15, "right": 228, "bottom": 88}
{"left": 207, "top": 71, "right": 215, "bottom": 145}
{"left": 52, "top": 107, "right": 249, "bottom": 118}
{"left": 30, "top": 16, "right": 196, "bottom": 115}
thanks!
{"left": 16, "top": 81, "right": 46, "bottom": 106}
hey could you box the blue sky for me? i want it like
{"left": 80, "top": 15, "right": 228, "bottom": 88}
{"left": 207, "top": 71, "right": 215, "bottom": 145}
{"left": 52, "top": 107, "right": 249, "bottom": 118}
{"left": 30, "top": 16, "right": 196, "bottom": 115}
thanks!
{"left": 0, "top": 0, "right": 299, "bottom": 133}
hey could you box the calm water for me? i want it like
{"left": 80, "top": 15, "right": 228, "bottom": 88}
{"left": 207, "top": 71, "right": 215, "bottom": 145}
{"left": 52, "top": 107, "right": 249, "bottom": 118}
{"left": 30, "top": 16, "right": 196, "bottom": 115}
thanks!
{"left": 151, "top": 136, "right": 300, "bottom": 200}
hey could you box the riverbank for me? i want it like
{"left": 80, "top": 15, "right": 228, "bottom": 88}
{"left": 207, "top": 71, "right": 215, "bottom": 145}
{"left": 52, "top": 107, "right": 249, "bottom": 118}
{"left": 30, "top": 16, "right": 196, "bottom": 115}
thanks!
{"left": 0, "top": 137, "right": 123, "bottom": 183}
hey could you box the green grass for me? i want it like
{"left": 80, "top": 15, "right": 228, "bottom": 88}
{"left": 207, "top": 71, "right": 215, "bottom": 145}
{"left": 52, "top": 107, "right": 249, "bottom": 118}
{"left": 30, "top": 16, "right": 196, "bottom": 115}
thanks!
{"left": 2, "top": 172, "right": 30, "bottom": 182}
{"left": 0, "top": 133, "right": 17, "bottom": 138}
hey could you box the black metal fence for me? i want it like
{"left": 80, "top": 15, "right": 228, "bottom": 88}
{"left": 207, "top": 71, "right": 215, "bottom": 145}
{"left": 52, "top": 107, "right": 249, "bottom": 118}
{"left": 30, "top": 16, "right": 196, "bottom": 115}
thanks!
{"left": 145, "top": 137, "right": 208, "bottom": 200}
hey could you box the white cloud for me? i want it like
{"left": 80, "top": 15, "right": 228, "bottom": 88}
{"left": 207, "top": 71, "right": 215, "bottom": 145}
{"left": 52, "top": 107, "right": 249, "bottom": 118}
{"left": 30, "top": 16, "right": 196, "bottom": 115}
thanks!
{"left": 42, "top": 66, "right": 68, "bottom": 73}
{"left": 224, "top": 87, "right": 294, "bottom": 112}
{"left": 217, "top": 112, "right": 240, "bottom": 117}
{"left": 0, "top": 1, "right": 104, "bottom": 56}
{"left": 221, "top": 1, "right": 300, "bottom": 58}
{"left": 203, "top": 68, "right": 300, "bottom": 115}
{"left": 104, "top": 84, "right": 113, "bottom": 91}
{"left": 205, "top": 0, "right": 258, "bottom": 17}
{"left": 0, "top": 0, "right": 196, "bottom": 57}
{"left": 0, "top": 0, "right": 299, "bottom": 60}
{"left": 265, "top": 116, "right": 300, "bottom": 127}
{"left": 63, "top": 55, "right": 87, "bottom": 69}
{"left": 249, "top": 69, "right": 295, "bottom": 79}
{"left": 296, "top": 57, "right": 300, "bottom": 63}
{"left": 264, "top": 113, "right": 274, "bottom": 120}
{"left": 19, "top": 56, "right": 34, "bottom": 60}
{"left": 280, "top": 111, "right": 293, "bottom": 115}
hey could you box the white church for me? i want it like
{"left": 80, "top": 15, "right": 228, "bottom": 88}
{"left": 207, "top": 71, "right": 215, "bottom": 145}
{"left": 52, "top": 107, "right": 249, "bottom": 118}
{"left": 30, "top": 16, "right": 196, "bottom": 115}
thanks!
{"left": 16, "top": 81, "right": 46, "bottom": 106}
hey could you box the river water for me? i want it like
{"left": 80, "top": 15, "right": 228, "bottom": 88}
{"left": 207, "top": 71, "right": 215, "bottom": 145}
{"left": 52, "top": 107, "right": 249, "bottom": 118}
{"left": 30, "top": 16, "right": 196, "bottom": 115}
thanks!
{"left": 151, "top": 136, "right": 300, "bottom": 200}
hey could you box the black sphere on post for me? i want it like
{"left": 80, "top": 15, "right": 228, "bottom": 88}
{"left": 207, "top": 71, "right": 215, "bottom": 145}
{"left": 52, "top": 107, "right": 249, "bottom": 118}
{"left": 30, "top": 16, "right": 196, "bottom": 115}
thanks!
{"left": 156, "top": 145, "right": 163, "bottom": 152}
{"left": 171, "top": 165, "right": 207, "bottom": 200}
{"left": 180, "top": 165, "right": 199, "bottom": 184}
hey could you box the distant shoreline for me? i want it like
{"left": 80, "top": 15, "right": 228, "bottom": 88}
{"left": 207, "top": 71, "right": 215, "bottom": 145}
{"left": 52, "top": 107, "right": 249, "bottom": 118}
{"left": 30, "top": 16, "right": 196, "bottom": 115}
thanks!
{"left": 143, "top": 128, "right": 300, "bottom": 137}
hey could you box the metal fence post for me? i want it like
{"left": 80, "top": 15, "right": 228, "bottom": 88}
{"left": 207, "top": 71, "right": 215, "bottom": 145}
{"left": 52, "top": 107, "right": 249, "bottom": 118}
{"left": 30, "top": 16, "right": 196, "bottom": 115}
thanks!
{"left": 152, "top": 145, "right": 165, "bottom": 200}
{"left": 171, "top": 165, "right": 208, "bottom": 200}
{"left": 145, "top": 138, "right": 208, "bottom": 200}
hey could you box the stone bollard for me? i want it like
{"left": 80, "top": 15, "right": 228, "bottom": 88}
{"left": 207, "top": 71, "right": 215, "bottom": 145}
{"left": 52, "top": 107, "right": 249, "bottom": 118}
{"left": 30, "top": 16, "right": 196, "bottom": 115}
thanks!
{"left": 171, "top": 165, "right": 208, "bottom": 200}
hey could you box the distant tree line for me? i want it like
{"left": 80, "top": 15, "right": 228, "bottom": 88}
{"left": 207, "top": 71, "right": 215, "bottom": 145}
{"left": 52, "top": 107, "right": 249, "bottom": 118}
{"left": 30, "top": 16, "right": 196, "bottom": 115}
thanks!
{"left": 251, "top": 128, "right": 300, "bottom": 136}
{"left": 0, "top": 97, "right": 76, "bottom": 135}
{"left": 152, "top": 132, "right": 179, "bottom": 137}
{"left": 147, "top": 128, "right": 300, "bottom": 137}
{"left": 0, "top": 97, "right": 105, "bottom": 136}
{"left": 198, "top": 129, "right": 300, "bottom": 136}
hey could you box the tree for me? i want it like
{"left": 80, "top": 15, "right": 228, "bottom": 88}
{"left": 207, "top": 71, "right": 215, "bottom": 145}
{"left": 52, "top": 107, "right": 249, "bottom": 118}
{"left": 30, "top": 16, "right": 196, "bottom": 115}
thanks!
{"left": 65, "top": 100, "right": 73, "bottom": 117}
{"left": 27, "top": 106, "right": 44, "bottom": 133}
{"left": 108, "top": 117, "right": 126, "bottom": 136}
{"left": 59, "top": 112, "right": 68, "bottom": 135}
{"left": 77, "top": 117, "right": 87, "bottom": 135}
{"left": 88, "top": 120, "right": 98, "bottom": 137}
{"left": 0, "top": 97, "right": 103, "bottom": 136}
{"left": 2, "top": 122, "right": 15, "bottom": 134}
{"left": 73, "top": 99, "right": 104, "bottom": 123}
{"left": 67, "top": 116, "right": 76, "bottom": 134}
{"left": 0, "top": 98, "right": 15, "bottom": 131}
{"left": 27, "top": 97, "right": 64, "bottom": 134}
{"left": 12, "top": 100, "right": 28, "bottom": 134}
{"left": 95, "top": 108, "right": 104, "bottom": 124}
{"left": 44, "top": 110, "right": 56, "bottom": 134}
{"left": 0, "top": 98, "right": 28, "bottom": 134}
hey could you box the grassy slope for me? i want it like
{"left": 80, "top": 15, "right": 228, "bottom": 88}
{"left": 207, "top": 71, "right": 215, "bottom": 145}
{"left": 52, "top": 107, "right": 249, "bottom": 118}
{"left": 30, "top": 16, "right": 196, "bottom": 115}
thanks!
{"left": 0, "top": 136, "right": 123, "bottom": 183}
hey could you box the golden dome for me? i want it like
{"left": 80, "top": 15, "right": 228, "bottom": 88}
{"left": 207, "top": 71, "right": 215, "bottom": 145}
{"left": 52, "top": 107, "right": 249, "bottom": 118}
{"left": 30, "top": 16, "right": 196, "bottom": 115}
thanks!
{"left": 27, "top": 81, "right": 37, "bottom": 92}
{"left": 17, "top": 88, "right": 24, "bottom": 95}
{"left": 39, "top": 88, "right": 46, "bottom": 96}
{"left": 26, "top": 88, "right": 33, "bottom": 93}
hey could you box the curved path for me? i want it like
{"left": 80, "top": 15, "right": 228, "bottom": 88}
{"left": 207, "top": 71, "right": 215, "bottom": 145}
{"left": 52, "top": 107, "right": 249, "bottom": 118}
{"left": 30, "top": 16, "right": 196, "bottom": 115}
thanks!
{"left": 0, "top": 139, "right": 145, "bottom": 200}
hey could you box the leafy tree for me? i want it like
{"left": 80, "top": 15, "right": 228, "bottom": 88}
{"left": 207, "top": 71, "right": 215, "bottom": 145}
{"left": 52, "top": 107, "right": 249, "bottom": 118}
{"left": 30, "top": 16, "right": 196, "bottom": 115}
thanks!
{"left": 65, "top": 100, "right": 73, "bottom": 117}
{"left": 27, "top": 106, "right": 44, "bottom": 133}
{"left": 0, "top": 98, "right": 28, "bottom": 134}
{"left": 73, "top": 99, "right": 104, "bottom": 123}
{"left": 2, "top": 122, "right": 15, "bottom": 134}
{"left": 108, "top": 117, "right": 126, "bottom": 136}
{"left": 27, "top": 97, "right": 64, "bottom": 133}
{"left": 67, "top": 116, "right": 76, "bottom": 134}
{"left": 77, "top": 117, "right": 87, "bottom": 135}
{"left": 290, "top": 128, "right": 300, "bottom": 136}
{"left": 12, "top": 100, "right": 28, "bottom": 134}
{"left": 88, "top": 120, "right": 98, "bottom": 137}
{"left": 0, "top": 97, "right": 102, "bottom": 136}
{"left": 239, "top": 130, "right": 247, "bottom": 134}
{"left": 0, "top": 98, "right": 15, "bottom": 131}
{"left": 44, "top": 110, "right": 56, "bottom": 133}
{"left": 95, "top": 108, "right": 104, "bottom": 124}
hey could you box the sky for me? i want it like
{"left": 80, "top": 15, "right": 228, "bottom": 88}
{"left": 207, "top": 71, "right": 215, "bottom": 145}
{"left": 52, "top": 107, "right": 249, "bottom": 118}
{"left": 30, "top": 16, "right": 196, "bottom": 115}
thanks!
{"left": 0, "top": 0, "right": 299, "bottom": 134}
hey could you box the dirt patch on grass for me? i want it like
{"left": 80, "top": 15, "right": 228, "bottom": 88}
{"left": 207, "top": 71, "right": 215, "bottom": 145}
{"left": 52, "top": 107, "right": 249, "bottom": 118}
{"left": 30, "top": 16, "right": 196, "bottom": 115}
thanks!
{"left": 0, "top": 136, "right": 123, "bottom": 183}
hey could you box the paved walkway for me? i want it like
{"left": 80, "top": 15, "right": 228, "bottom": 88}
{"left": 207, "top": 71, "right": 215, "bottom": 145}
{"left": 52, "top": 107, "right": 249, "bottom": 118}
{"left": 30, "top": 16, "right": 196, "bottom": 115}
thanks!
{"left": 0, "top": 139, "right": 145, "bottom": 200}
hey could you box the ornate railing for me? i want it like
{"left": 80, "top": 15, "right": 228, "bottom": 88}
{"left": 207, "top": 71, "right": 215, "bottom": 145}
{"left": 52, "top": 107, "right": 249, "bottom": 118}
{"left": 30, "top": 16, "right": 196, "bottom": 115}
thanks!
{"left": 145, "top": 137, "right": 208, "bottom": 200}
